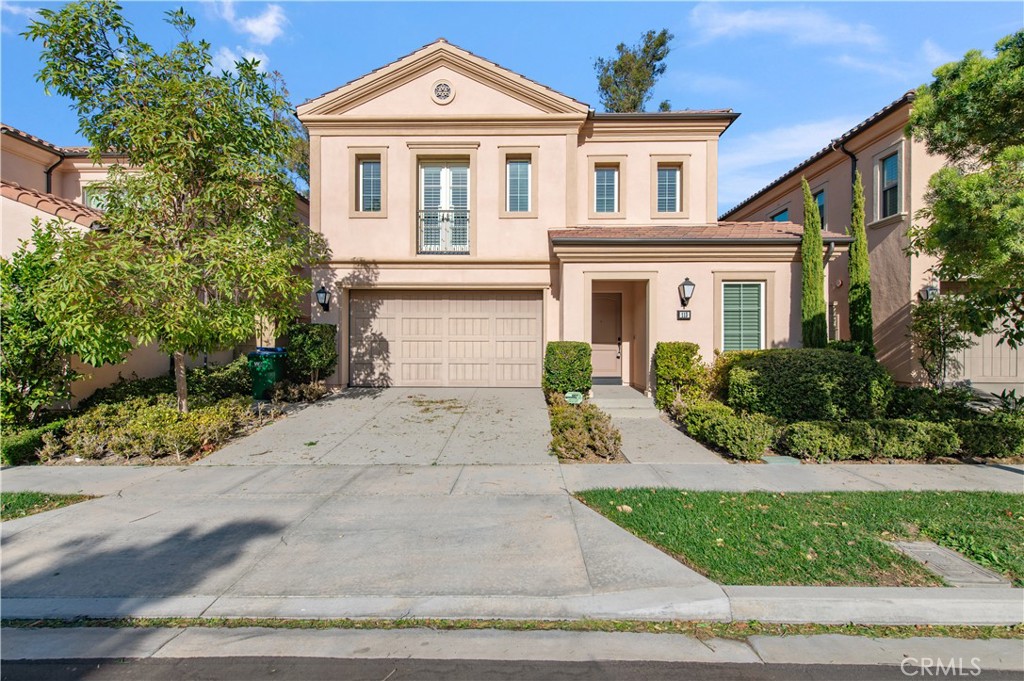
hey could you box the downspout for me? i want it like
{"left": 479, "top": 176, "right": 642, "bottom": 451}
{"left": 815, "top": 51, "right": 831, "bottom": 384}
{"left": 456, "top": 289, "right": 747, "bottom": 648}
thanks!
{"left": 44, "top": 153, "right": 65, "bottom": 194}
{"left": 833, "top": 140, "right": 858, "bottom": 200}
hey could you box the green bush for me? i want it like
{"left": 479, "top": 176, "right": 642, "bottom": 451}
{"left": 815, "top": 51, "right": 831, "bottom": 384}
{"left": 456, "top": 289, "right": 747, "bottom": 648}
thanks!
{"left": 954, "top": 414, "right": 1024, "bottom": 458}
{"left": 653, "top": 342, "right": 707, "bottom": 410}
{"left": 80, "top": 356, "right": 251, "bottom": 409}
{"left": 780, "top": 419, "right": 959, "bottom": 462}
{"left": 727, "top": 348, "right": 894, "bottom": 422}
{"left": 548, "top": 393, "right": 621, "bottom": 460}
{"left": 708, "top": 350, "right": 767, "bottom": 400}
{"left": 542, "top": 342, "right": 592, "bottom": 396}
{"left": 285, "top": 323, "right": 338, "bottom": 383}
{"left": 887, "top": 386, "right": 976, "bottom": 422}
{"left": 1, "top": 419, "right": 67, "bottom": 466}
{"left": 43, "top": 395, "right": 253, "bottom": 463}
{"left": 681, "top": 400, "right": 778, "bottom": 461}
{"left": 826, "top": 339, "right": 875, "bottom": 358}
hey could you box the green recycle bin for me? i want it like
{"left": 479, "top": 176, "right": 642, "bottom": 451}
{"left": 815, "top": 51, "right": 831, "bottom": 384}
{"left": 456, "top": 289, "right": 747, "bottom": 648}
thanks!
{"left": 247, "top": 347, "right": 287, "bottom": 400}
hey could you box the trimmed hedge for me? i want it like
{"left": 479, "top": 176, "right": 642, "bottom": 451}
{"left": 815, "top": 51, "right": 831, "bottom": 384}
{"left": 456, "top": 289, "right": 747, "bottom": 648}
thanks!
{"left": 653, "top": 342, "right": 707, "bottom": 410}
{"left": 548, "top": 393, "right": 621, "bottom": 460}
{"left": 887, "top": 386, "right": 976, "bottom": 422}
{"left": 826, "top": 339, "right": 875, "bottom": 358}
{"left": 542, "top": 341, "right": 592, "bottom": 396}
{"left": 708, "top": 350, "right": 767, "bottom": 400}
{"left": 954, "top": 414, "right": 1024, "bottom": 459}
{"left": 727, "top": 348, "right": 894, "bottom": 422}
{"left": 80, "top": 356, "right": 251, "bottom": 409}
{"left": 1, "top": 419, "right": 67, "bottom": 466}
{"left": 680, "top": 399, "right": 778, "bottom": 461}
{"left": 779, "top": 419, "right": 960, "bottom": 462}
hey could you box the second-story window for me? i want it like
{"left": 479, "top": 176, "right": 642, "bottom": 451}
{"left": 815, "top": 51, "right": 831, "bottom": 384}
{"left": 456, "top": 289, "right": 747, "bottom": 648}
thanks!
{"left": 880, "top": 152, "right": 900, "bottom": 218}
{"left": 506, "top": 158, "right": 530, "bottom": 213}
{"left": 656, "top": 165, "right": 680, "bottom": 213}
{"left": 813, "top": 189, "right": 826, "bottom": 227}
{"left": 594, "top": 165, "right": 619, "bottom": 213}
{"left": 419, "top": 161, "right": 470, "bottom": 254}
{"left": 770, "top": 208, "right": 789, "bottom": 222}
{"left": 83, "top": 184, "right": 110, "bottom": 210}
{"left": 359, "top": 158, "right": 382, "bottom": 212}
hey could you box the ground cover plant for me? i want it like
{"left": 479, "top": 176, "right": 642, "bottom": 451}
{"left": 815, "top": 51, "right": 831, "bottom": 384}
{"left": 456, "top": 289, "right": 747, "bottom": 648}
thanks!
{"left": 1, "top": 491, "right": 92, "bottom": 521}
{"left": 575, "top": 489, "right": 1024, "bottom": 587}
{"left": 548, "top": 393, "right": 622, "bottom": 462}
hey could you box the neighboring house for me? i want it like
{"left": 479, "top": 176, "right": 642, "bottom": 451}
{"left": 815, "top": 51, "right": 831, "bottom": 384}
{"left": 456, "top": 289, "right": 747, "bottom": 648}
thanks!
{"left": 298, "top": 40, "right": 850, "bottom": 392}
{"left": 0, "top": 123, "right": 250, "bottom": 402}
{"left": 721, "top": 93, "right": 1022, "bottom": 392}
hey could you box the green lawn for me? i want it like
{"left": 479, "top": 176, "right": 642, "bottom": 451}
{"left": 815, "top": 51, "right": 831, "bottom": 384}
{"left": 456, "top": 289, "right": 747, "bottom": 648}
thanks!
{"left": 575, "top": 489, "right": 1024, "bottom": 587}
{"left": 1, "top": 491, "right": 92, "bottom": 521}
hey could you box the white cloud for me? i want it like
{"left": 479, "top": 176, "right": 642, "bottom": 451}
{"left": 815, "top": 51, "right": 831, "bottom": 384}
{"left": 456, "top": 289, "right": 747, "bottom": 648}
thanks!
{"left": 216, "top": 1, "right": 286, "bottom": 46}
{"left": 920, "top": 39, "right": 954, "bottom": 68}
{"left": 831, "top": 39, "right": 956, "bottom": 82}
{"left": 213, "top": 45, "right": 269, "bottom": 73}
{"left": 689, "top": 4, "right": 883, "bottom": 49}
{"left": 830, "top": 54, "right": 906, "bottom": 80}
{"left": 718, "top": 116, "right": 862, "bottom": 210}
{"left": 0, "top": 1, "right": 38, "bottom": 32}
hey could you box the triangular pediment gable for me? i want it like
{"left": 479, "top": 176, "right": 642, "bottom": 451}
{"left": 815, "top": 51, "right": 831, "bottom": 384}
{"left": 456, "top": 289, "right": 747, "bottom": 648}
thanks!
{"left": 298, "top": 40, "right": 591, "bottom": 119}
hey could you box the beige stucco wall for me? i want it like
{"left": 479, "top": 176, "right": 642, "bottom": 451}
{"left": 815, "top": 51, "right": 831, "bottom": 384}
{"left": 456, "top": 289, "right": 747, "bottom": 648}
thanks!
{"left": 1, "top": 144, "right": 52, "bottom": 192}
{"left": 722, "top": 104, "right": 951, "bottom": 384}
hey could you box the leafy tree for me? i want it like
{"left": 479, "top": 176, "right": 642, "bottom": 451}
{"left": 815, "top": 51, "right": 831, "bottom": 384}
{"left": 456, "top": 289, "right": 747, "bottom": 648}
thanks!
{"left": 0, "top": 221, "right": 78, "bottom": 427}
{"left": 800, "top": 177, "right": 827, "bottom": 347}
{"left": 25, "top": 1, "right": 328, "bottom": 413}
{"left": 594, "top": 29, "right": 673, "bottom": 113}
{"left": 285, "top": 323, "right": 339, "bottom": 384}
{"left": 909, "top": 296, "right": 976, "bottom": 388}
{"left": 906, "top": 31, "right": 1024, "bottom": 347}
{"left": 847, "top": 171, "right": 874, "bottom": 347}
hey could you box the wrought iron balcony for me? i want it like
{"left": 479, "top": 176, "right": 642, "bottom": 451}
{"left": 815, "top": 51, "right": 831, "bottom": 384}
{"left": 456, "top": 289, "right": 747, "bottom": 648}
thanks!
{"left": 417, "top": 209, "right": 470, "bottom": 254}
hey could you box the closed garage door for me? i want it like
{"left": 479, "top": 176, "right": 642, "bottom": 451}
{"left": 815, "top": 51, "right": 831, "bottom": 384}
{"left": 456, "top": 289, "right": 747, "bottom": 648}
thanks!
{"left": 349, "top": 290, "right": 542, "bottom": 387}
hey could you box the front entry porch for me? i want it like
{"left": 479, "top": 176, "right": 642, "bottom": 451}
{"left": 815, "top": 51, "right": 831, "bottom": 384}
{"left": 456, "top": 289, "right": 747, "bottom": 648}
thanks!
{"left": 590, "top": 280, "right": 650, "bottom": 393}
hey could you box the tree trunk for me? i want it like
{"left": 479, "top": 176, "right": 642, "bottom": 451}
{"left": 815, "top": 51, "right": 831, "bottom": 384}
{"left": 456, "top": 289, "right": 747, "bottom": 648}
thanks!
{"left": 173, "top": 351, "right": 189, "bottom": 414}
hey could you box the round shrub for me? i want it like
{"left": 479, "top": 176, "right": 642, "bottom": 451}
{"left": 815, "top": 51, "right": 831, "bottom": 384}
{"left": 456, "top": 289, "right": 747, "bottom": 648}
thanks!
{"left": 708, "top": 350, "right": 767, "bottom": 400}
{"left": 285, "top": 323, "right": 339, "bottom": 383}
{"left": 653, "top": 342, "right": 708, "bottom": 410}
{"left": 954, "top": 414, "right": 1024, "bottom": 458}
{"left": 727, "top": 348, "right": 894, "bottom": 422}
{"left": 542, "top": 341, "right": 592, "bottom": 396}
{"left": 682, "top": 400, "right": 778, "bottom": 461}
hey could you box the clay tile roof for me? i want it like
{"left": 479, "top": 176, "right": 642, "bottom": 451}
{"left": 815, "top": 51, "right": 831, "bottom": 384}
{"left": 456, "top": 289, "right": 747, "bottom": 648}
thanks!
{"left": 1, "top": 123, "right": 64, "bottom": 155}
{"left": 549, "top": 222, "right": 852, "bottom": 244}
{"left": 1, "top": 180, "right": 104, "bottom": 228}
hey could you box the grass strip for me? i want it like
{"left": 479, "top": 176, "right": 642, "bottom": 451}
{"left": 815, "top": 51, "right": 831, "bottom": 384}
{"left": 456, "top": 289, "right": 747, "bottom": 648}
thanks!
{"left": 575, "top": 489, "right": 1024, "bottom": 587}
{"left": 0, "top": 491, "right": 93, "bottom": 521}
{"left": 2, "top": 617, "right": 1021, "bottom": 641}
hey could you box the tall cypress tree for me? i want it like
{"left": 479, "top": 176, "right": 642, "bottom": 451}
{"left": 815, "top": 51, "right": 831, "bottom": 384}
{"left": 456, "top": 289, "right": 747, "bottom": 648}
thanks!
{"left": 847, "top": 171, "right": 874, "bottom": 347}
{"left": 800, "top": 177, "right": 828, "bottom": 347}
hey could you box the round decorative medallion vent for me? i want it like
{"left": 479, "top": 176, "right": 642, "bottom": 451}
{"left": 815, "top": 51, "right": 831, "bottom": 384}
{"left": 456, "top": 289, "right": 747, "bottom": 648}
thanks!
{"left": 431, "top": 80, "right": 455, "bottom": 105}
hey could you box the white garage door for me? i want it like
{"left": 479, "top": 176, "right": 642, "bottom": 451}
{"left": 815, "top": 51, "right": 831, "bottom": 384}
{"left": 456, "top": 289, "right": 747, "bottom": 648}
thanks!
{"left": 349, "top": 290, "right": 542, "bottom": 387}
{"left": 958, "top": 330, "right": 1023, "bottom": 394}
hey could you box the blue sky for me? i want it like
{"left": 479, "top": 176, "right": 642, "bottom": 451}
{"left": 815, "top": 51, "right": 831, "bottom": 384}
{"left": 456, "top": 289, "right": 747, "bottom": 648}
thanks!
{"left": 2, "top": 1, "right": 1021, "bottom": 214}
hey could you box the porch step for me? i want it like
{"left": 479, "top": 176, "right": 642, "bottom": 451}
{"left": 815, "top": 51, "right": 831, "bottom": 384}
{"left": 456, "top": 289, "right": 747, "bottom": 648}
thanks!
{"left": 593, "top": 398, "right": 657, "bottom": 411}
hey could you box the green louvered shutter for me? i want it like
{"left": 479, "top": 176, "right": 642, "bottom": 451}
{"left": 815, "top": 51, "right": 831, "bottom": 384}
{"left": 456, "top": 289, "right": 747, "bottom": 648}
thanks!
{"left": 722, "top": 283, "right": 763, "bottom": 351}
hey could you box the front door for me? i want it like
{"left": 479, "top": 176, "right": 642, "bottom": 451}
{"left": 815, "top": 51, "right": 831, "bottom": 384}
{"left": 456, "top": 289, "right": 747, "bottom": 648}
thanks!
{"left": 591, "top": 293, "right": 622, "bottom": 383}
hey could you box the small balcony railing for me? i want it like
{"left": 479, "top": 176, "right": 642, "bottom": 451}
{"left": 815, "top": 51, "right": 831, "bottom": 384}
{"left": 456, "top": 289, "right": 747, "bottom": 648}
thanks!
{"left": 418, "top": 209, "right": 470, "bottom": 254}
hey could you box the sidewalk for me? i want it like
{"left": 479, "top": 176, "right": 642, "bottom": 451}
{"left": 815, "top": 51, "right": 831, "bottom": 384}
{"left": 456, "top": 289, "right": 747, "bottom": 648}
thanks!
{"left": 2, "top": 463, "right": 1022, "bottom": 626}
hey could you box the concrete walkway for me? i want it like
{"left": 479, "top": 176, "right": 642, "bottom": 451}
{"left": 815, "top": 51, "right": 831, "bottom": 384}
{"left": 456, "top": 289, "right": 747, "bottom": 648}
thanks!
{"left": 589, "top": 385, "right": 725, "bottom": 464}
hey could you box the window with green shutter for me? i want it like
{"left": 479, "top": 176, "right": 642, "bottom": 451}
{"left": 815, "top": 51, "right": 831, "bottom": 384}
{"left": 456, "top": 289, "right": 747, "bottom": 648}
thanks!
{"left": 722, "top": 282, "right": 764, "bottom": 351}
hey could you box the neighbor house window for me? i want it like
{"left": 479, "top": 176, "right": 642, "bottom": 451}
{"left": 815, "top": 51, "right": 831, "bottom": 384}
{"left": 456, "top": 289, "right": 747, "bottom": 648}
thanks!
{"left": 770, "top": 208, "right": 789, "bottom": 222}
{"left": 880, "top": 152, "right": 900, "bottom": 218}
{"left": 358, "top": 158, "right": 381, "bottom": 212}
{"left": 83, "top": 185, "right": 109, "bottom": 210}
{"left": 506, "top": 158, "right": 530, "bottom": 213}
{"left": 813, "top": 190, "right": 826, "bottom": 227}
{"left": 656, "top": 165, "right": 680, "bottom": 213}
{"left": 722, "top": 282, "right": 764, "bottom": 351}
{"left": 594, "top": 165, "right": 619, "bottom": 213}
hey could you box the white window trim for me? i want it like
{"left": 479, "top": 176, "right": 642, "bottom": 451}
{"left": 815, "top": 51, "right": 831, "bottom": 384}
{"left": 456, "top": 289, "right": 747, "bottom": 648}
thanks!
{"left": 359, "top": 159, "right": 381, "bottom": 213}
{"left": 595, "top": 166, "right": 619, "bottom": 213}
{"left": 657, "top": 166, "right": 680, "bottom": 213}
{"left": 348, "top": 146, "right": 388, "bottom": 219}
{"left": 587, "top": 155, "right": 626, "bottom": 220}
{"left": 505, "top": 159, "right": 531, "bottom": 213}
{"left": 720, "top": 281, "right": 766, "bottom": 351}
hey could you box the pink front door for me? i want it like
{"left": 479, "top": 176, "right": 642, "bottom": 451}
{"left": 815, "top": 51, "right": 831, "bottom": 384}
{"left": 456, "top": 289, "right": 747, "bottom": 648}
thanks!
{"left": 591, "top": 293, "right": 622, "bottom": 381}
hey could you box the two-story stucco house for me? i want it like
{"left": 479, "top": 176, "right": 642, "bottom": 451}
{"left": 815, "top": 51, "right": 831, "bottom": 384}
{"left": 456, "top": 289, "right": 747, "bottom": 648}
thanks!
{"left": 721, "top": 93, "right": 1022, "bottom": 392}
{"left": 299, "top": 40, "right": 851, "bottom": 393}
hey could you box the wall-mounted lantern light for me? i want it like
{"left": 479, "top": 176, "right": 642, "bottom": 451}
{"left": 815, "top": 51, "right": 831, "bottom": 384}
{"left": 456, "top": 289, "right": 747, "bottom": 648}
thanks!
{"left": 678, "top": 277, "right": 696, "bottom": 308}
{"left": 315, "top": 285, "right": 331, "bottom": 312}
{"left": 919, "top": 283, "right": 939, "bottom": 302}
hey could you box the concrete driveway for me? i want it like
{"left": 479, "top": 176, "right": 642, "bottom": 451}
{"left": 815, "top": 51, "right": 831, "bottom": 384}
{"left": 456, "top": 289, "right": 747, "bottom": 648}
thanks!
{"left": 200, "top": 388, "right": 553, "bottom": 466}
